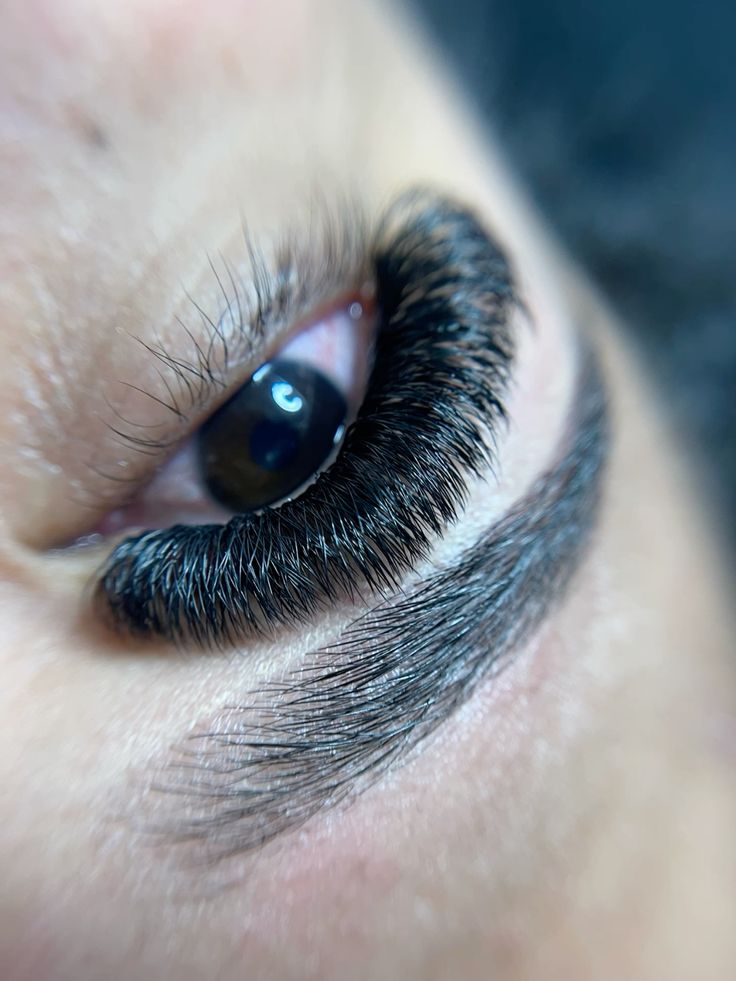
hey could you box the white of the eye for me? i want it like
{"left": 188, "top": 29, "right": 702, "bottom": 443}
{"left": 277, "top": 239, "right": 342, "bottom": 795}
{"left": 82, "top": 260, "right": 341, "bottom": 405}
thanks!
{"left": 271, "top": 380, "right": 303, "bottom": 413}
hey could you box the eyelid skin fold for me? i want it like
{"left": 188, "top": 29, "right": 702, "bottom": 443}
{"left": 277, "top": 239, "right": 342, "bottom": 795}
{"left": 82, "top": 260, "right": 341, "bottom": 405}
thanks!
{"left": 94, "top": 192, "right": 517, "bottom": 648}
{"left": 153, "top": 343, "right": 608, "bottom": 861}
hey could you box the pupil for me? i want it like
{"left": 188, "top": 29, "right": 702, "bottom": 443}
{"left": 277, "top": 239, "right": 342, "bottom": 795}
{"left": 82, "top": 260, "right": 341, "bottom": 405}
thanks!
{"left": 197, "top": 358, "right": 348, "bottom": 512}
{"left": 249, "top": 419, "right": 300, "bottom": 471}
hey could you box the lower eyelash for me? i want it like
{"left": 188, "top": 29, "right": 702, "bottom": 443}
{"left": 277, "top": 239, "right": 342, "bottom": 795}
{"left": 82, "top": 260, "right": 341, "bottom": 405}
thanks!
{"left": 94, "top": 191, "right": 518, "bottom": 648}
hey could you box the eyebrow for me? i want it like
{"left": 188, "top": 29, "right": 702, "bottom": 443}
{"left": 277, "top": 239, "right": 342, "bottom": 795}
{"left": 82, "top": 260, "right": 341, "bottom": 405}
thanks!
{"left": 152, "top": 343, "right": 608, "bottom": 860}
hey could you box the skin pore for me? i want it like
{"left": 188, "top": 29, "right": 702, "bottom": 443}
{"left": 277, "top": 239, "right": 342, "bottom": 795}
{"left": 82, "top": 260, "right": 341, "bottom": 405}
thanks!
{"left": 0, "top": 1, "right": 734, "bottom": 979}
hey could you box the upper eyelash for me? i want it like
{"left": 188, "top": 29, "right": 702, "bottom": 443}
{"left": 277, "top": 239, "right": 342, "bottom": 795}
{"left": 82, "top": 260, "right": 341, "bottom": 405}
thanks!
{"left": 94, "top": 190, "right": 518, "bottom": 648}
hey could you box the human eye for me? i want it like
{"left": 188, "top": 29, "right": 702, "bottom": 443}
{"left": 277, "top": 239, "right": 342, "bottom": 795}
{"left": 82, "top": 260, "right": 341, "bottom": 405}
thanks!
{"left": 84, "top": 191, "right": 526, "bottom": 650}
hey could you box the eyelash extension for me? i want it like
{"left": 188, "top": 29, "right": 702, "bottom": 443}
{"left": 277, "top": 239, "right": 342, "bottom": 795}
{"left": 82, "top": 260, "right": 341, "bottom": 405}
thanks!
{"left": 95, "top": 191, "right": 517, "bottom": 647}
{"left": 153, "top": 343, "right": 608, "bottom": 860}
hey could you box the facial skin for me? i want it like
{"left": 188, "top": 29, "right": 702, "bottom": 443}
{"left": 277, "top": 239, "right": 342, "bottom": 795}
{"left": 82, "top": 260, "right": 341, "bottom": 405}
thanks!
{"left": 0, "top": 1, "right": 734, "bottom": 979}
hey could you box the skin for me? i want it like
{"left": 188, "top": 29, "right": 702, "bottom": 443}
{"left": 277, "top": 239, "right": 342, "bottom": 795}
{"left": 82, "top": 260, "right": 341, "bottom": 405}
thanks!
{"left": 0, "top": 1, "right": 734, "bottom": 979}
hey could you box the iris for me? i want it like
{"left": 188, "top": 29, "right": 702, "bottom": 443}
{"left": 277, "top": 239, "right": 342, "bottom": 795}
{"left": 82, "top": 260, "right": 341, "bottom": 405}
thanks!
{"left": 197, "top": 359, "right": 347, "bottom": 512}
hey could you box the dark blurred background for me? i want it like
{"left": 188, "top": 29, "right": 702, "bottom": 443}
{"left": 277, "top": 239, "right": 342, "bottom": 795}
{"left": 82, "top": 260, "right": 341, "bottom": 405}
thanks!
{"left": 416, "top": 0, "right": 735, "bottom": 541}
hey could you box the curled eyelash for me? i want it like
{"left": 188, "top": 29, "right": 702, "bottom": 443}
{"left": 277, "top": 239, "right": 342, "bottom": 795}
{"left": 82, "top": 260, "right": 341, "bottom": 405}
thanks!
{"left": 94, "top": 191, "right": 518, "bottom": 647}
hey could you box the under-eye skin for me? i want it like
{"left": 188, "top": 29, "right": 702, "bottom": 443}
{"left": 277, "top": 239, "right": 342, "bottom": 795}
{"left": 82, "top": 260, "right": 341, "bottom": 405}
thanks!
{"left": 156, "top": 346, "right": 608, "bottom": 859}
{"left": 95, "top": 192, "right": 517, "bottom": 648}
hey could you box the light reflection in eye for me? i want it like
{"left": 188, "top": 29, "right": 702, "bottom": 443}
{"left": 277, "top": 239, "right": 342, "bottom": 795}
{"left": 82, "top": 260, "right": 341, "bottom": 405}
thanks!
{"left": 197, "top": 359, "right": 348, "bottom": 512}
{"left": 271, "top": 380, "right": 304, "bottom": 413}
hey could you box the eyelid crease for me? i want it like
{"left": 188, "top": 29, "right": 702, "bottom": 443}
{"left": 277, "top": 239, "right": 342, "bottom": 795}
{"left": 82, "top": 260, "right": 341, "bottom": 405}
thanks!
{"left": 147, "top": 341, "right": 608, "bottom": 863}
